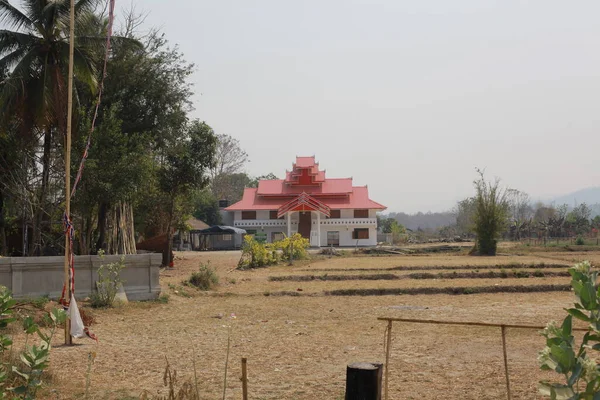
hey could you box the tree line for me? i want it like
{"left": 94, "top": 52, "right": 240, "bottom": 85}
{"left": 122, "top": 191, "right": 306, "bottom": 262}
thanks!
{"left": 0, "top": 1, "right": 268, "bottom": 260}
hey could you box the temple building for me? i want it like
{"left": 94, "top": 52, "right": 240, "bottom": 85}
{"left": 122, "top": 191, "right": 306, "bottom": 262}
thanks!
{"left": 224, "top": 156, "right": 386, "bottom": 246}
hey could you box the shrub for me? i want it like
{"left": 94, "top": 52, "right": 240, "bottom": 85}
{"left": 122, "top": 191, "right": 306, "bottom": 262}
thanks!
{"left": 533, "top": 270, "right": 545, "bottom": 277}
{"left": 275, "top": 233, "right": 310, "bottom": 261}
{"left": 472, "top": 169, "right": 509, "bottom": 256}
{"left": 91, "top": 252, "right": 125, "bottom": 308}
{"left": 188, "top": 262, "right": 219, "bottom": 290}
{"left": 238, "top": 235, "right": 279, "bottom": 269}
{"left": 0, "top": 287, "right": 66, "bottom": 398}
{"left": 575, "top": 236, "right": 585, "bottom": 246}
{"left": 538, "top": 261, "right": 600, "bottom": 398}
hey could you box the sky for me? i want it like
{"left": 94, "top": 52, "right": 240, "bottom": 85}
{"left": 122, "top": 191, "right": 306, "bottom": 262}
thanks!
{"left": 135, "top": 0, "right": 600, "bottom": 213}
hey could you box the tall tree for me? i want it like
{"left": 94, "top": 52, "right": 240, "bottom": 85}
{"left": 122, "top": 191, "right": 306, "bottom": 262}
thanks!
{"left": 472, "top": 170, "right": 509, "bottom": 255}
{"left": 248, "top": 173, "right": 278, "bottom": 188}
{"left": 210, "top": 134, "right": 249, "bottom": 179}
{"left": 567, "top": 203, "right": 592, "bottom": 236}
{"left": 0, "top": 0, "right": 106, "bottom": 254}
{"left": 192, "top": 189, "right": 222, "bottom": 226}
{"left": 506, "top": 189, "right": 533, "bottom": 240}
{"left": 454, "top": 197, "right": 476, "bottom": 236}
{"left": 159, "top": 121, "right": 217, "bottom": 266}
{"left": 80, "top": 30, "right": 189, "bottom": 254}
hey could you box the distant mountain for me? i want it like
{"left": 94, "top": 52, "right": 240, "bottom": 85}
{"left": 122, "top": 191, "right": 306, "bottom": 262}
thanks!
{"left": 551, "top": 187, "right": 600, "bottom": 207}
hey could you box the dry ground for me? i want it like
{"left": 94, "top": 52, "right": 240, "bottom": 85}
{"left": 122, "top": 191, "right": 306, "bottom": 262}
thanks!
{"left": 34, "top": 248, "right": 597, "bottom": 399}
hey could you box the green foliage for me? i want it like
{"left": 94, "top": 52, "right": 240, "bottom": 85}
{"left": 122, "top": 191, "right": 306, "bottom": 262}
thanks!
{"left": 155, "top": 294, "right": 170, "bottom": 304}
{"left": 187, "top": 262, "right": 219, "bottom": 290}
{"left": 238, "top": 235, "right": 279, "bottom": 269}
{"left": 0, "top": 287, "right": 66, "bottom": 399}
{"left": 576, "top": 237, "right": 585, "bottom": 246}
{"left": 472, "top": 169, "right": 509, "bottom": 256}
{"left": 192, "top": 189, "right": 222, "bottom": 226}
{"left": 91, "top": 251, "right": 125, "bottom": 308}
{"left": 567, "top": 204, "right": 592, "bottom": 236}
{"left": 248, "top": 173, "right": 278, "bottom": 188}
{"left": 275, "top": 233, "right": 310, "bottom": 261}
{"left": 538, "top": 261, "right": 600, "bottom": 399}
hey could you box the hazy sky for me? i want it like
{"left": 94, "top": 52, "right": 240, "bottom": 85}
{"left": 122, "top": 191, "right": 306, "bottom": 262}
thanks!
{"left": 136, "top": 0, "right": 600, "bottom": 213}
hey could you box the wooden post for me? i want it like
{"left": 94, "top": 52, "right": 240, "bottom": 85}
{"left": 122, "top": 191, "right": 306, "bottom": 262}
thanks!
{"left": 241, "top": 358, "right": 248, "bottom": 400}
{"left": 345, "top": 362, "right": 382, "bottom": 400}
{"left": 63, "top": 0, "right": 75, "bottom": 346}
{"left": 384, "top": 320, "right": 392, "bottom": 400}
{"left": 501, "top": 326, "right": 512, "bottom": 400}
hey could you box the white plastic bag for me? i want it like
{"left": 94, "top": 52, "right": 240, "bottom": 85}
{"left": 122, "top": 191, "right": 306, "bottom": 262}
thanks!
{"left": 68, "top": 294, "right": 85, "bottom": 338}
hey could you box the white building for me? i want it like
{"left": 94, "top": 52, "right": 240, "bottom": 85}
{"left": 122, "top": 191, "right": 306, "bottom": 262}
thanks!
{"left": 225, "top": 157, "right": 386, "bottom": 247}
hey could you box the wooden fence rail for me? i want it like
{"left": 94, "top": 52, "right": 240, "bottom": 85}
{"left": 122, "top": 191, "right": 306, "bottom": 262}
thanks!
{"left": 378, "top": 317, "right": 588, "bottom": 400}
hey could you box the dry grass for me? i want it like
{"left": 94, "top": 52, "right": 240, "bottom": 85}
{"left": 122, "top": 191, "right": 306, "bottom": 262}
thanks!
{"left": 35, "top": 248, "right": 595, "bottom": 399}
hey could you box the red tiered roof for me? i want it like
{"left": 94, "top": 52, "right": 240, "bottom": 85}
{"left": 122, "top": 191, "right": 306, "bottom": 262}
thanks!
{"left": 225, "top": 157, "right": 386, "bottom": 212}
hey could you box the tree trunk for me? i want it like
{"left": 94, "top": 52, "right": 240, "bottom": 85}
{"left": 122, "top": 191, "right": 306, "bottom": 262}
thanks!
{"left": 163, "top": 199, "right": 175, "bottom": 267}
{"left": 95, "top": 201, "right": 109, "bottom": 253}
{"left": 104, "top": 201, "right": 136, "bottom": 255}
{"left": 31, "top": 127, "right": 52, "bottom": 256}
{"left": 0, "top": 190, "right": 6, "bottom": 256}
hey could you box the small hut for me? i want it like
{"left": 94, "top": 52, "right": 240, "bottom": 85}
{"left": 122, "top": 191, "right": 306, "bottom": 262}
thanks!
{"left": 173, "top": 218, "right": 210, "bottom": 251}
{"left": 195, "top": 226, "right": 246, "bottom": 251}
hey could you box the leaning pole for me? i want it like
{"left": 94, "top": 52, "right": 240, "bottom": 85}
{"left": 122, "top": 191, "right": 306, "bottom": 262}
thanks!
{"left": 64, "top": 0, "right": 75, "bottom": 345}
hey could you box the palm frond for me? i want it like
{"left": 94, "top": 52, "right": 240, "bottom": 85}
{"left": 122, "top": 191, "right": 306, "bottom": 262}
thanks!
{"left": 0, "top": 30, "right": 38, "bottom": 56}
{"left": 0, "top": 46, "right": 29, "bottom": 72}
{"left": 0, "top": 0, "right": 34, "bottom": 31}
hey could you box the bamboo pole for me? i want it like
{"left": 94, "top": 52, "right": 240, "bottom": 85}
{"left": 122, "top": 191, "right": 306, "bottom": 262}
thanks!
{"left": 241, "top": 358, "right": 248, "bottom": 400}
{"left": 377, "top": 317, "right": 588, "bottom": 331}
{"left": 501, "top": 326, "right": 512, "bottom": 400}
{"left": 63, "top": 0, "right": 75, "bottom": 346}
{"left": 384, "top": 320, "right": 392, "bottom": 400}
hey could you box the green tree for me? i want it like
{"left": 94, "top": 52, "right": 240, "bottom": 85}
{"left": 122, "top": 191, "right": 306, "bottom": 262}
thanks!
{"left": 454, "top": 197, "right": 476, "bottom": 236}
{"left": 192, "top": 189, "right": 222, "bottom": 226}
{"left": 472, "top": 170, "right": 509, "bottom": 255}
{"left": 566, "top": 203, "right": 591, "bottom": 236}
{"left": 93, "top": 31, "right": 192, "bottom": 249}
{"left": 248, "top": 173, "right": 278, "bottom": 188}
{"left": 211, "top": 172, "right": 251, "bottom": 203}
{"left": 159, "top": 121, "right": 217, "bottom": 265}
{"left": 0, "top": 0, "right": 107, "bottom": 255}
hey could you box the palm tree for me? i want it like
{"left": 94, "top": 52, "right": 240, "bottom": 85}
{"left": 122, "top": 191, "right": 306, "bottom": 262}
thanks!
{"left": 0, "top": 0, "right": 104, "bottom": 255}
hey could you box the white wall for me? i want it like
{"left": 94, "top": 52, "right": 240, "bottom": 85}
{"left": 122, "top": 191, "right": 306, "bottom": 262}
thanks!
{"left": 233, "top": 209, "right": 378, "bottom": 246}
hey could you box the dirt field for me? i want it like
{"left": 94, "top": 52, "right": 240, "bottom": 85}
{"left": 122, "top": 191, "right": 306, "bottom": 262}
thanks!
{"left": 38, "top": 248, "right": 595, "bottom": 399}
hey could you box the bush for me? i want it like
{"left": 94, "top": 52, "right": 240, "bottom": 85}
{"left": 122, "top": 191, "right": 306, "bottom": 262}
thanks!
{"left": 0, "top": 287, "right": 66, "bottom": 398}
{"left": 472, "top": 169, "right": 509, "bottom": 256}
{"left": 575, "top": 236, "right": 585, "bottom": 246}
{"left": 275, "top": 233, "right": 310, "bottom": 261}
{"left": 538, "top": 261, "right": 600, "bottom": 398}
{"left": 91, "top": 252, "right": 126, "bottom": 308}
{"left": 188, "top": 262, "right": 219, "bottom": 290}
{"left": 238, "top": 235, "right": 279, "bottom": 269}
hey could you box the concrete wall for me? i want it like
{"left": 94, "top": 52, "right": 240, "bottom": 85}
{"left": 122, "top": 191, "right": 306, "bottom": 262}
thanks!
{"left": 0, "top": 254, "right": 161, "bottom": 301}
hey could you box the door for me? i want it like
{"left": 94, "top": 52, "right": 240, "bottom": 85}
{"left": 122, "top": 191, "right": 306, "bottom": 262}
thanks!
{"left": 298, "top": 212, "right": 312, "bottom": 238}
{"left": 327, "top": 231, "right": 340, "bottom": 246}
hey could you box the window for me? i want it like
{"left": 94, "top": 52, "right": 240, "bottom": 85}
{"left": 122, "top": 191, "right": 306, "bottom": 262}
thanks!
{"left": 242, "top": 211, "right": 256, "bottom": 220}
{"left": 354, "top": 209, "right": 369, "bottom": 218}
{"left": 270, "top": 211, "right": 283, "bottom": 220}
{"left": 328, "top": 210, "right": 341, "bottom": 219}
{"left": 222, "top": 234, "right": 232, "bottom": 241}
{"left": 272, "top": 232, "right": 285, "bottom": 242}
{"left": 352, "top": 228, "right": 369, "bottom": 240}
{"left": 327, "top": 231, "right": 340, "bottom": 246}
